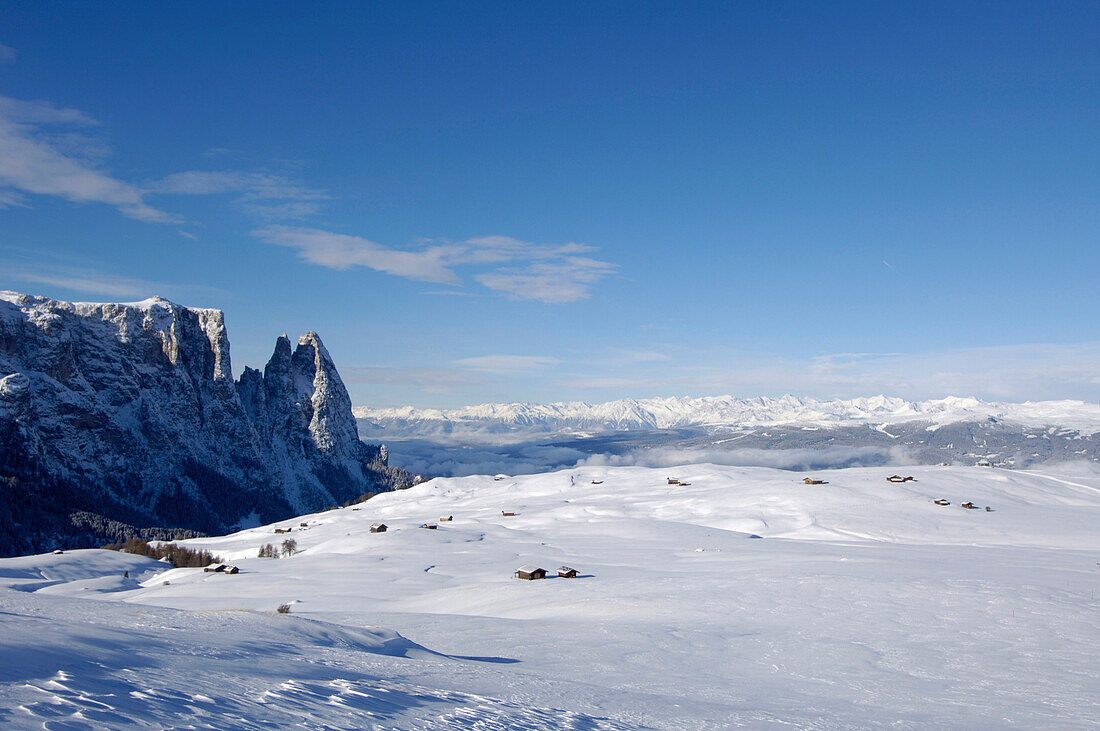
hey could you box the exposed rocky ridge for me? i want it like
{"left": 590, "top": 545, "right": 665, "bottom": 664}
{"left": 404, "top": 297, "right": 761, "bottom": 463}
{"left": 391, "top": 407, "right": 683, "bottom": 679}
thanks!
{"left": 0, "top": 291, "right": 415, "bottom": 557}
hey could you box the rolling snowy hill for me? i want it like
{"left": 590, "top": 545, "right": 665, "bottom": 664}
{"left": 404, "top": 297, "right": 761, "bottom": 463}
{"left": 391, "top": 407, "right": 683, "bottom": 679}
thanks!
{"left": 2, "top": 463, "right": 1098, "bottom": 728}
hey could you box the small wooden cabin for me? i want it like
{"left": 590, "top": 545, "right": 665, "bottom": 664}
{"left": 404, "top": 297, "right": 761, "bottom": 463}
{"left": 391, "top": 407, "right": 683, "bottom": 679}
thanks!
{"left": 299, "top": 522, "right": 309, "bottom": 527}
{"left": 370, "top": 523, "right": 387, "bottom": 533}
{"left": 961, "top": 502, "right": 976, "bottom": 509}
{"left": 667, "top": 477, "right": 680, "bottom": 485}
{"left": 440, "top": 516, "right": 453, "bottom": 522}
{"left": 420, "top": 523, "right": 438, "bottom": 530}
{"left": 515, "top": 565, "right": 546, "bottom": 580}
{"left": 274, "top": 527, "right": 291, "bottom": 534}
{"left": 934, "top": 499, "right": 950, "bottom": 506}
{"left": 204, "top": 564, "right": 228, "bottom": 573}
{"left": 502, "top": 511, "right": 516, "bottom": 517}
{"left": 802, "top": 477, "right": 827, "bottom": 485}
{"left": 558, "top": 566, "right": 578, "bottom": 578}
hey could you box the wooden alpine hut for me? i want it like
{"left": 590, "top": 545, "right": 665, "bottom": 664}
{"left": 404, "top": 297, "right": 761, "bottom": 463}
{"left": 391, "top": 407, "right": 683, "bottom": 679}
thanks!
{"left": 370, "top": 523, "right": 388, "bottom": 533}
{"left": 515, "top": 565, "right": 546, "bottom": 580}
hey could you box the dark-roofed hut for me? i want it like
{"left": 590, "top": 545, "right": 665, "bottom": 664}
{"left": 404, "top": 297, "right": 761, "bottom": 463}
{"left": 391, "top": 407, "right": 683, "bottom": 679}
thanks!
{"left": 558, "top": 566, "right": 578, "bottom": 578}
{"left": 802, "top": 477, "right": 827, "bottom": 485}
{"left": 370, "top": 523, "right": 387, "bottom": 533}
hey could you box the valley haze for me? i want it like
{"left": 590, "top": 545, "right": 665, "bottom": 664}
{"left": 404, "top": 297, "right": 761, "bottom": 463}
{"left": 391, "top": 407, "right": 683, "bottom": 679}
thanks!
{"left": 355, "top": 395, "right": 1100, "bottom": 478}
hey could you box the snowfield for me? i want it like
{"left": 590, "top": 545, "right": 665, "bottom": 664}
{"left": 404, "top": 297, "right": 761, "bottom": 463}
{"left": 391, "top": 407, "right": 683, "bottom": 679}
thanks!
{"left": 2, "top": 464, "right": 1099, "bottom": 728}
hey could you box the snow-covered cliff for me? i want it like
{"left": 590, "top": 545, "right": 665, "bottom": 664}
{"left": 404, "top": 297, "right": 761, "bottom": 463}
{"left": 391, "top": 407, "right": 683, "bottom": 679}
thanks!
{"left": 0, "top": 291, "right": 414, "bottom": 556}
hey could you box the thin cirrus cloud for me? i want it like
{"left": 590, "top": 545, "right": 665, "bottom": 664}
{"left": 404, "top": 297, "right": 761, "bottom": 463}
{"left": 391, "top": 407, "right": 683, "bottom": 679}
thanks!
{"left": 0, "top": 89, "right": 327, "bottom": 224}
{"left": 253, "top": 226, "right": 460, "bottom": 284}
{"left": 0, "top": 94, "right": 175, "bottom": 222}
{"left": 253, "top": 226, "right": 617, "bottom": 303}
{"left": 147, "top": 170, "right": 330, "bottom": 219}
{"left": 550, "top": 343, "right": 1100, "bottom": 403}
{"left": 2, "top": 261, "right": 226, "bottom": 302}
{"left": 452, "top": 355, "right": 561, "bottom": 373}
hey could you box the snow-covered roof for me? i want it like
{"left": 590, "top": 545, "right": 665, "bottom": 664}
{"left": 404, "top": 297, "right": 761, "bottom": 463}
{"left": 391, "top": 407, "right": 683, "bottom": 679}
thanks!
{"left": 516, "top": 565, "right": 543, "bottom": 574}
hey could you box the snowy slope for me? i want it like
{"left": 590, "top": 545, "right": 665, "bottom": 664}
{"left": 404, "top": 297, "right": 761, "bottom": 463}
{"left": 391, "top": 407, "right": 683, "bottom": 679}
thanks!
{"left": 2, "top": 463, "right": 1099, "bottom": 728}
{"left": 355, "top": 394, "right": 1100, "bottom": 435}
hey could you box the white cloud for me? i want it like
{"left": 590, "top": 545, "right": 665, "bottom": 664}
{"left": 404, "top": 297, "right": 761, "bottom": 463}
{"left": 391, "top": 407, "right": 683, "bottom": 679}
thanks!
{"left": 0, "top": 94, "right": 174, "bottom": 222}
{"left": 149, "top": 170, "right": 327, "bottom": 201}
{"left": 253, "top": 226, "right": 460, "bottom": 283}
{"left": 254, "top": 227, "right": 617, "bottom": 302}
{"left": 453, "top": 355, "right": 561, "bottom": 373}
{"left": 577, "top": 445, "right": 914, "bottom": 471}
{"left": 3, "top": 262, "right": 226, "bottom": 302}
{"left": 148, "top": 170, "right": 330, "bottom": 220}
{"left": 476, "top": 257, "right": 617, "bottom": 303}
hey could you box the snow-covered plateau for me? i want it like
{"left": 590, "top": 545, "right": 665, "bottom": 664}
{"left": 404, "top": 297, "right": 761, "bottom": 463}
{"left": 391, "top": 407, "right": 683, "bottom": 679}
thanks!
{"left": 2, "top": 462, "right": 1098, "bottom": 728}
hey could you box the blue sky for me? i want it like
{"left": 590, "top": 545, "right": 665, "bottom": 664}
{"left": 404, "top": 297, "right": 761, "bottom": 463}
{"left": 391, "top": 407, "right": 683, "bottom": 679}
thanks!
{"left": 1, "top": 2, "right": 1098, "bottom": 407}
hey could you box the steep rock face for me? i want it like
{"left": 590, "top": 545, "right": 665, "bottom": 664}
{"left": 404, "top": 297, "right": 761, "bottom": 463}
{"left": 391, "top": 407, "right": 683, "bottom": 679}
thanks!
{"left": 236, "top": 332, "right": 393, "bottom": 514}
{"left": 0, "top": 292, "right": 414, "bottom": 556}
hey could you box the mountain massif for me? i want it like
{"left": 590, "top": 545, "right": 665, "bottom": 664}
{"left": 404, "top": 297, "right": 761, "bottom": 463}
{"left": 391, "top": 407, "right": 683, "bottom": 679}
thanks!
{"left": 354, "top": 394, "right": 1100, "bottom": 436}
{"left": 0, "top": 292, "right": 415, "bottom": 556}
{"left": 356, "top": 394, "right": 1100, "bottom": 474}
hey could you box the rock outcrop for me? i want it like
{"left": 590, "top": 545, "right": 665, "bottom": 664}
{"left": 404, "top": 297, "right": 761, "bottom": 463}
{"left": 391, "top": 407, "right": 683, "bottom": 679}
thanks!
{"left": 0, "top": 291, "right": 415, "bottom": 556}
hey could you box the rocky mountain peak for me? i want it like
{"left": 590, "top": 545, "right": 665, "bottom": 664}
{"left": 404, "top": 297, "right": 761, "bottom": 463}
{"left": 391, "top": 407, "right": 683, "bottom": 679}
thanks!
{"left": 0, "top": 291, "right": 414, "bottom": 556}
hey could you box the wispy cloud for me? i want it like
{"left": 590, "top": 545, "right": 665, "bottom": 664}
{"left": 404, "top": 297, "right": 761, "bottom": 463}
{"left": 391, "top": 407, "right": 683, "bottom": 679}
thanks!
{"left": 253, "top": 227, "right": 617, "bottom": 303}
{"left": 453, "top": 355, "right": 561, "bottom": 374}
{"left": 2, "top": 262, "right": 226, "bottom": 302}
{"left": 476, "top": 256, "right": 617, "bottom": 303}
{"left": 421, "top": 289, "right": 486, "bottom": 298}
{"left": 0, "top": 94, "right": 175, "bottom": 222}
{"left": 253, "top": 226, "right": 460, "bottom": 283}
{"left": 148, "top": 170, "right": 329, "bottom": 220}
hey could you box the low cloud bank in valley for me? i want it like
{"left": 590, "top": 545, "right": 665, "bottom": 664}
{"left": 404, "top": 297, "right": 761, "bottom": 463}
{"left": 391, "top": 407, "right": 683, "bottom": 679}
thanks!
{"left": 578, "top": 446, "right": 916, "bottom": 471}
{"left": 385, "top": 439, "right": 917, "bottom": 479}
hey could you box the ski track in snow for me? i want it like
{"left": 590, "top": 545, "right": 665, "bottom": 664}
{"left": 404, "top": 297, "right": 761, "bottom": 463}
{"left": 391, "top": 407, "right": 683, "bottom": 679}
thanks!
{"left": 2, "top": 463, "right": 1099, "bottom": 728}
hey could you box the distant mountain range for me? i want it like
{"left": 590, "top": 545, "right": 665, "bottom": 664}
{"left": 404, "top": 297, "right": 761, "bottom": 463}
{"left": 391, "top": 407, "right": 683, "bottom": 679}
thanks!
{"left": 355, "top": 394, "right": 1100, "bottom": 437}
{"left": 0, "top": 292, "right": 415, "bottom": 557}
{"left": 355, "top": 395, "right": 1100, "bottom": 476}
